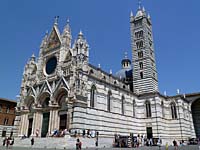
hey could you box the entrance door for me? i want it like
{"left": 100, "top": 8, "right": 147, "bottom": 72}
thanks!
{"left": 41, "top": 112, "right": 50, "bottom": 137}
{"left": 59, "top": 114, "right": 67, "bottom": 130}
{"left": 146, "top": 127, "right": 153, "bottom": 139}
{"left": 27, "top": 118, "right": 33, "bottom": 137}
{"left": 192, "top": 99, "right": 200, "bottom": 138}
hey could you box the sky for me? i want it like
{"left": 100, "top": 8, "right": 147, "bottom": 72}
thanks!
{"left": 0, "top": 0, "right": 199, "bottom": 100}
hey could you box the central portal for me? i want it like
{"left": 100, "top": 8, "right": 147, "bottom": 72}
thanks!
{"left": 28, "top": 118, "right": 33, "bottom": 137}
{"left": 41, "top": 112, "right": 50, "bottom": 137}
{"left": 59, "top": 114, "right": 67, "bottom": 130}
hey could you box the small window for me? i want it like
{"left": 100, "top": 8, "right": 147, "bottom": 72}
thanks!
{"left": 171, "top": 102, "right": 177, "bottom": 119}
{"left": 140, "top": 72, "right": 143, "bottom": 79}
{"left": 121, "top": 96, "right": 125, "bottom": 115}
{"left": 145, "top": 101, "right": 151, "bottom": 118}
{"left": 139, "top": 62, "right": 143, "bottom": 69}
{"left": 133, "top": 100, "right": 136, "bottom": 117}
{"left": 6, "top": 106, "right": 10, "bottom": 113}
{"left": 136, "top": 41, "right": 143, "bottom": 49}
{"left": 107, "top": 91, "right": 112, "bottom": 112}
{"left": 90, "top": 85, "right": 96, "bottom": 108}
{"left": 161, "top": 101, "right": 164, "bottom": 117}
{"left": 138, "top": 51, "right": 143, "bottom": 58}
{"left": 4, "top": 118, "right": 8, "bottom": 125}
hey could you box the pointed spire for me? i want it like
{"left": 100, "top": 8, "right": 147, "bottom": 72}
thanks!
{"left": 79, "top": 30, "right": 83, "bottom": 36}
{"left": 138, "top": 0, "right": 142, "bottom": 10}
{"left": 142, "top": 6, "right": 145, "bottom": 12}
{"left": 124, "top": 52, "right": 128, "bottom": 59}
{"left": 30, "top": 53, "right": 36, "bottom": 61}
{"left": 40, "top": 30, "right": 48, "bottom": 48}
{"left": 54, "top": 16, "right": 59, "bottom": 26}
{"left": 147, "top": 13, "right": 151, "bottom": 19}
{"left": 130, "top": 11, "right": 134, "bottom": 17}
{"left": 63, "top": 17, "right": 71, "bottom": 36}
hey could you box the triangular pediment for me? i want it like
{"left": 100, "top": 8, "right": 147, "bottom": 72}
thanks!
{"left": 46, "top": 27, "right": 61, "bottom": 51}
{"left": 53, "top": 76, "right": 70, "bottom": 93}
{"left": 64, "top": 50, "right": 72, "bottom": 62}
{"left": 27, "top": 87, "right": 36, "bottom": 97}
{"left": 39, "top": 80, "right": 52, "bottom": 94}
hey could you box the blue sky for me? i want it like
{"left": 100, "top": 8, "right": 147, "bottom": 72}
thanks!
{"left": 0, "top": 0, "right": 199, "bottom": 100}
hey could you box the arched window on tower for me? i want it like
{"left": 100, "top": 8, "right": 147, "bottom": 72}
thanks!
{"left": 121, "top": 96, "right": 125, "bottom": 115}
{"left": 139, "top": 62, "right": 143, "bottom": 69}
{"left": 145, "top": 100, "right": 151, "bottom": 118}
{"left": 90, "top": 85, "right": 96, "bottom": 108}
{"left": 171, "top": 102, "right": 177, "bottom": 119}
{"left": 107, "top": 90, "right": 112, "bottom": 112}
{"left": 133, "top": 100, "right": 136, "bottom": 117}
{"left": 161, "top": 101, "right": 165, "bottom": 117}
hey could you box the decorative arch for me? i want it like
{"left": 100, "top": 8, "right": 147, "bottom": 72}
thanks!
{"left": 170, "top": 102, "right": 177, "bottom": 119}
{"left": 54, "top": 88, "right": 68, "bottom": 107}
{"left": 37, "top": 92, "right": 51, "bottom": 108}
{"left": 145, "top": 100, "right": 151, "bottom": 118}
{"left": 90, "top": 84, "right": 97, "bottom": 108}
{"left": 24, "top": 96, "right": 35, "bottom": 111}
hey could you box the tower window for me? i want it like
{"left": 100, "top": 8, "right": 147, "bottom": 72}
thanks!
{"left": 145, "top": 101, "right": 151, "bottom": 118}
{"left": 135, "top": 20, "right": 142, "bottom": 27}
{"left": 135, "top": 30, "right": 143, "bottom": 39}
{"left": 138, "top": 51, "right": 143, "bottom": 58}
{"left": 139, "top": 62, "right": 143, "bottom": 69}
{"left": 140, "top": 72, "right": 143, "bottom": 79}
{"left": 136, "top": 41, "right": 143, "bottom": 49}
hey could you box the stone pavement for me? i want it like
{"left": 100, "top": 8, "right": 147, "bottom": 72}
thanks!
{"left": 0, "top": 145, "right": 200, "bottom": 150}
{"left": 0, "top": 137, "right": 199, "bottom": 150}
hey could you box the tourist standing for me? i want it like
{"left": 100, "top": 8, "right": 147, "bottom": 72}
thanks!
{"left": 76, "top": 138, "right": 82, "bottom": 150}
{"left": 173, "top": 139, "right": 178, "bottom": 150}
{"left": 31, "top": 137, "right": 34, "bottom": 146}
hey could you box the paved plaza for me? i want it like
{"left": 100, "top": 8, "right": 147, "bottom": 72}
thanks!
{"left": 0, "top": 137, "right": 199, "bottom": 150}
{"left": 0, "top": 145, "right": 199, "bottom": 150}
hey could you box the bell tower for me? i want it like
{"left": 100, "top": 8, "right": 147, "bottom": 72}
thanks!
{"left": 130, "top": 4, "right": 158, "bottom": 94}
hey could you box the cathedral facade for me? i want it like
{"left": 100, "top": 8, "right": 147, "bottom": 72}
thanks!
{"left": 16, "top": 6, "right": 200, "bottom": 143}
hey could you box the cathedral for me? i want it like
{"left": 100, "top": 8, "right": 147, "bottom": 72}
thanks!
{"left": 16, "top": 4, "right": 200, "bottom": 144}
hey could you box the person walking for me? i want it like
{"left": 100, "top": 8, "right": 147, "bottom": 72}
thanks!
{"left": 173, "top": 139, "right": 178, "bottom": 150}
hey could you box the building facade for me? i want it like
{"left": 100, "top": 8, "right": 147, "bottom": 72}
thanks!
{"left": 0, "top": 98, "right": 17, "bottom": 137}
{"left": 16, "top": 6, "right": 200, "bottom": 144}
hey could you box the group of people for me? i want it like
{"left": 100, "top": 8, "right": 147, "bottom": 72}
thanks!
{"left": 50, "top": 129, "right": 69, "bottom": 137}
{"left": 3, "top": 137, "right": 14, "bottom": 148}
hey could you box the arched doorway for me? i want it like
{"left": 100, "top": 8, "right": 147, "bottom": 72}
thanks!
{"left": 55, "top": 89, "right": 69, "bottom": 130}
{"left": 38, "top": 92, "right": 51, "bottom": 137}
{"left": 25, "top": 96, "right": 35, "bottom": 137}
{"left": 191, "top": 99, "right": 200, "bottom": 138}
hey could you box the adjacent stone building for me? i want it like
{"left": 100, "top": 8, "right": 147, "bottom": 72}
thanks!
{"left": 16, "top": 5, "right": 200, "bottom": 144}
{"left": 0, "top": 98, "right": 17, "bottom": 137}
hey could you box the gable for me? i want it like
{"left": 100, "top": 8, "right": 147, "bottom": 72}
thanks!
{"left": 46, "top": 27, "right": 61, "bottom": 51}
